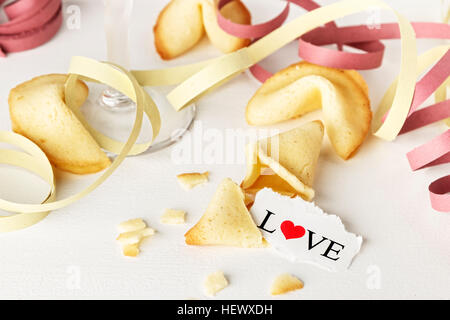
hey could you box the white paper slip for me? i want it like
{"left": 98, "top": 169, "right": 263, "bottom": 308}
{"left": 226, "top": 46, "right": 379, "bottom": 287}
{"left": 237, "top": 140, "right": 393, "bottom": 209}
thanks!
{"left": 251, "top": 188, "right": 363, "bottom": 272}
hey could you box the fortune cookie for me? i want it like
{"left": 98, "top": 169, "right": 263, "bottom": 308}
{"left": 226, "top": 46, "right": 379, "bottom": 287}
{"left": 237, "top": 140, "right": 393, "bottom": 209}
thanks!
{"left": 242, "top": 121, "right": 324, "bottom": 205}
{"left": 246, "top": 62, "right": 372, "bottom": 159}
{"left": 185, "top": 178, "right": 265, "bottom": 248}
{"left": 154, "top": 0, "right": 251, "bottom": 60}
{"left": 9, "top": 74, "right": 111, "bottom": 174}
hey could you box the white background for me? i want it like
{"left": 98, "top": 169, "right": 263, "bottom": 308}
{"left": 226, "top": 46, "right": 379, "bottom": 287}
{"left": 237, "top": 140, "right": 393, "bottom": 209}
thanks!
{"left": 0, "top": 0, "right": 449, "bottom": 299}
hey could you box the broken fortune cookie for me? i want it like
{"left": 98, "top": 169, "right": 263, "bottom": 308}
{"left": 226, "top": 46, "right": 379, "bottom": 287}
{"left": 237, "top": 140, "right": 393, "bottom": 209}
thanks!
{"left": 242, "top": 120, "right": 324, "bottom": 206}
{"left": 116, "top": 218, "right": 155, "bottom": 257}
{"left": 203, "top": 271, "right": 229, "bottom": 296}
{"left": 270, "top": 273, "right": 304, "bottom": 296}
{"left": 185, "top": 178, "right": 265, "bottom": 248}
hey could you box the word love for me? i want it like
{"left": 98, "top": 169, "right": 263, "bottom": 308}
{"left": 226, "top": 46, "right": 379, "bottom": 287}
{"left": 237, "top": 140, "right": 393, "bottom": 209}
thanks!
{"left": 260, "top": 214, "right": 346, "bottom": 262}
{"left": 251, "top": 189, "right": 363, "bottom": 272}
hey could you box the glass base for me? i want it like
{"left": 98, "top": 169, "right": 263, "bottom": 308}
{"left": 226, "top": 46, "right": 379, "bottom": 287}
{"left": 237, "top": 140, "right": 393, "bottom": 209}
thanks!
{"left": 100, "top": 88, "right": 136, "bottom": 112}
{"left": 145, "top": 87, "right": 196, "bottom": 153}
{"left": 80, "top": 83, "right": 196, "bottom": 155}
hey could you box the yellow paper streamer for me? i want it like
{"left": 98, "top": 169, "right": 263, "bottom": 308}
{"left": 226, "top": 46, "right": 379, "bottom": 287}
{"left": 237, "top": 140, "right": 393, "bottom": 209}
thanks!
{"left": 0, "top": 132, "right": 55, "bottom": 232}
{"left": 439, "top": 3, "right": 450, "bottom": 127}
{"left": 0, "top": 0, "right": 436, "bottom": 232}
{"left": 65, "top": 58, "right": 161, "bottom": 156}
{"left": 164, "top": 0, "right": 418, "bottom": 141}
{"left": 0, "top": 58, "right": 159, "bottom": 232}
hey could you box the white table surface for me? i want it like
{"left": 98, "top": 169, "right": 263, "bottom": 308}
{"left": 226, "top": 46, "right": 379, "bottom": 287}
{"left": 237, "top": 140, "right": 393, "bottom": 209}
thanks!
{"left": 0, "top": 0, "right": 449, "bottom": 300}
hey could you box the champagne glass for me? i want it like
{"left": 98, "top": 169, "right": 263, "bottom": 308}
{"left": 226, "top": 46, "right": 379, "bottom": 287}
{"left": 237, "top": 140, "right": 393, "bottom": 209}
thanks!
{"left": 100, "top": 0, "right": 135, "bottom": 111}
{"left": 84, "top": 0, "right": 196, "bottom": 154}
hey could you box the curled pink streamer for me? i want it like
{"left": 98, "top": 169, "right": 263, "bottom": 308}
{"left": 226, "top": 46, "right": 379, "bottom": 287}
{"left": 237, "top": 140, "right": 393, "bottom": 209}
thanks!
{"left": 429, "top": 175, "right": 450, "bottom": 212}
{"left": 0, "top": 0, "right": 62, "bottom": 57}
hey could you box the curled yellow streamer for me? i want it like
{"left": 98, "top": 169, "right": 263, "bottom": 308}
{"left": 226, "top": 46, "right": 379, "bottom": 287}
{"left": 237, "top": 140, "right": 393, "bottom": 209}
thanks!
{"left": 0, "top": 0, "right": 438, "bottom": 232}
{"left": 0, "top": 58, "right": 159, "bottom": 232}
{"left": 164, "top": 0, "right": 418, "bottom": 142}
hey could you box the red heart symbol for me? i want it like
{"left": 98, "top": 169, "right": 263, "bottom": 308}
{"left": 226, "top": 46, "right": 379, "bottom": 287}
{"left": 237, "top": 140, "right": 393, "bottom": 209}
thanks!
{"left": 281, "top": 220, "right": 306, "bottom": 240}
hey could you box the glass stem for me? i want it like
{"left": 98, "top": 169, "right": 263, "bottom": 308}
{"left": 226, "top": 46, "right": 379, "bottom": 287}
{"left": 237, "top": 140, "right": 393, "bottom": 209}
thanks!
{"left": 101, "top": 0, "right": 134, "bottom": 110}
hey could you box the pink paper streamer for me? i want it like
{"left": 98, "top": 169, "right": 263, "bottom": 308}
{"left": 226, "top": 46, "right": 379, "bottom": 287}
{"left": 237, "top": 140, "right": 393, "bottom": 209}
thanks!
{"left": 216, "top": 0, "right": 450, "bottom": 212}
{"left": 0, "top": 0, "right": 62, "bottom": 57}
{"left": 217, "top": 0, "right": 290, "bottom": 39}
{"left": 217, "top": 0, "right": 450, "bottom": 75}
{"left": 400, "top": 101, "right": 450, "bottom": 134}
{"left": 407, "top": 130, "right": 450, "bottom": 171}
{"left": 383, "top": 50, "right": 450, "bottom": 122}
{"left": 429, "top": 175, "right": 450, "bottom": 212}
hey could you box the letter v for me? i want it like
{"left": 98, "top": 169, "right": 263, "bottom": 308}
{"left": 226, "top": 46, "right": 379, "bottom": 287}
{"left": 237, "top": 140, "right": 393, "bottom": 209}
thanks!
{"left": 307, "top": 230, "right": 329, "bottom": 250}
